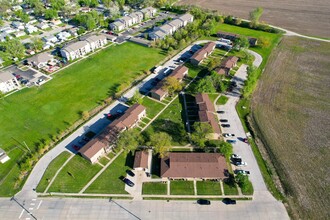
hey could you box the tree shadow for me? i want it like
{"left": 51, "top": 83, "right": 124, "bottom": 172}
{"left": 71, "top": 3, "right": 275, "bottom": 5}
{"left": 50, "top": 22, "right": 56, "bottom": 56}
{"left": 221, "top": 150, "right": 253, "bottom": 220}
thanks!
{"left": 125, "top": 151, "right": 134, "bottom": 169}
{"left": 107, "top": 83, "right": 121, "bottom": 97}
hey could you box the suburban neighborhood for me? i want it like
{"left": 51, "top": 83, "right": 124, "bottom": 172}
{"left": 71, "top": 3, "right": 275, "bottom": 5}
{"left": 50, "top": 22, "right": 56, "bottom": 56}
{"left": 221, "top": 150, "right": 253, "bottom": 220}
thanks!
{"left": 1, "top": 0, "right": 327, "bottom": 220}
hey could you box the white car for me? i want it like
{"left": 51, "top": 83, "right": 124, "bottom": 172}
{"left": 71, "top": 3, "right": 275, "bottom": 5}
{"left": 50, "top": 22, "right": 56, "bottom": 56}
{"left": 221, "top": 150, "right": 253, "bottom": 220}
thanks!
{"left": 231, "top": 154, "right": 241, "bottom": 159}
{"left": 223, "top": 133, "right": 235, "bottom": 137}
{"left": 235, "top": 161, "right": 247, "bottom": 167}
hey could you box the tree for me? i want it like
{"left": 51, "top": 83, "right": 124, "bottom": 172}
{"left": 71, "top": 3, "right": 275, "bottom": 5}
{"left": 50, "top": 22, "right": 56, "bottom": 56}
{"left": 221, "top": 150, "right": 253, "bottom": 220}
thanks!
{"left": 249, "top": 7, "right": 263, "bottom": 27}
{"left": 2, "top": 38, "right": 25, "bottom": 59}
{"left": 149, "top": 132, "right": 172, "bottom": 158}
{"left": 217, "top": 141, "right": 233, "bottom": 158}
{"left": 86, "top": 16, "right": 96, "bottom": 30}
{"left": 235, "top": 36, "right": 249, "bottom": 49}
{"left": 129, "top": 91, "right": 143, "bottom": 105}
{"left": 162, "top": 76, "right": 182, "bottom": 96}
{"left": 30, "top": 37, "right": 43, "bottom": 51}
{"left": 82, "top": 111, "right": 90, "bottom": 120}
{"left": 191, "top": 122, "right": 213, "bottom": 148}
{"left": 194, "top": 76, "right": 216, "bottom": 93}
{"left": 102, "top": 0, "right": 111, "bottom": 9}
{"left": 50, "top": 0, "right": 65, "bottom": 10}
{"left": 116, "top": 129, "right": 143, "bottom": 154}
{"left": 45, "top": 8, "right": 58, "bottom": 20}
{"left": 235, "top": 173, "right": 253, "bottom": 192}
{"left": 258, "top": 37, "right": 270, "bottom": 48}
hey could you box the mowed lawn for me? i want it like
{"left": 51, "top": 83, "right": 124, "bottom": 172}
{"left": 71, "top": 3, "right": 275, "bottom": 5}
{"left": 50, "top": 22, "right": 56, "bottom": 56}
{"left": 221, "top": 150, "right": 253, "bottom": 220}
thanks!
{"left": 196, "top": 181, "right": 222, "bottom": 195}
{"left": 47, "top": 155, "right": 102, "bottom": 193}
{"left": 141, "top": 97, "right": 165, "bottom": 118}
{"left": 36, "top": 151, "right": 72, "bottom": 193}
{"left": 142, "top": 182, "right": 167, "bottom": 195}
{"left": 84, "top": 153, "right": 131, "bottom": 194}
{"left": 0, "top": 42, "right": 165, "bottom": 195}
{"left": 170, "top": 181, "right": 194, "bottom": 195}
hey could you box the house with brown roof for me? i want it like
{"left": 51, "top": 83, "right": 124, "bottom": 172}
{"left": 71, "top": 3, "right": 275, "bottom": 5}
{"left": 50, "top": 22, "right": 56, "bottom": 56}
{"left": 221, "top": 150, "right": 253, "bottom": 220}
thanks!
{"left": 160, "top": 152, "right": 228, "bottom": 180}
{"left": 79, "top": 104, "right": 146, "bottom": 163}
{"left": 133, "top": 151, "right": 149, "bottom": 171}
{"left": 217, "top": 31, "right": 258, "bottom": 46}
{"left": 215, "top": 56, "right": 239, "bottom": 76}
{"left": 195, "top": 93, "right": 220, "bottom": 137}
{"left": 150, "top": 65, "right": 188, "bottom": 101}
{"left": 190, "top": 42, "right": 216, "bottom": 65}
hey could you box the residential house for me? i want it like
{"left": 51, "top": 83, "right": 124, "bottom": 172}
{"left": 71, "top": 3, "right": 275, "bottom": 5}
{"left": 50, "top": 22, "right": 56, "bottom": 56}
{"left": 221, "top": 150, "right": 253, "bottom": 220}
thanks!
{"left": 109, "top": 20, "right": 125, "bottom": 31}
{"left": 14, "top": 31, "right": 26, "bottom": 38}
{"left": 84, "top": 35, "right": 107, "bottom": 51}
{"left": 119, "top": 16, "right": 134, "bottom": 27}
{"left": 215, "top": 56, "right": 239, "bottom": 75}
{"left": 51, "top": 20, "right": 62, "bottom": 26}
{"left": 156, "top": 24, "right": 174, "bottom": 35}
{"left": 11, "top": 21, "right": 24, "bottom": 30}
{"left": 160, "top": 152, "right": 228, "bottom": 180}
{"left": 217, "top": 31, "right": 258, "bottom": 46}
{"left": 12, "top": 5, "right": 23, "bottom": 11}
{"left": 27, "top": 52, "right": 55, "bottom": 69}
{"left": 150, "top": 65, "right": 188, "bottom": 101}
{"left": 0, "top": 148, "right": 10, "bottom": 164}
{"left": 178, "top": 13, "right": 194, "bottom": 26}
{"left": 36, "top": 22, "right": 49, "bottom": 30}
{"left": 190, "top": 42, "right": 216, "bottom": 65}
{"left": 133, "top": 151, "right": 149, "bottom": 171}
{"left": 56, "top": 31, "right": 71, "bottom": 41}
{"left": 3, "top": 27, "right": 16, "bottom": 35}
{"left": 79, "top": 104, "right": 146, "bottom": 163}
{"left": 129, "top": 12, "right": 143, "bottom": 24}
{"left": 195, "top": 93, "right": 221, "bottom": 137}
{"left": 0, "top": 70, "right": 20, "bottom": 93}
{"left": 148, "top": 30, "right": 166, "bottom": 40}
{"left": 42, "top": 35, "right": 58, "bottom": 44}
{"left": 168, "top": 19, "right": 183, "bottom": 32}
{"left": 140, "top": 7, "right": 157, "bottom": 19}
{"left": 68, "top": 28, "right": 78, "bottom": 37}
{"left": 104, "top": 34, "right": 117, "bottom": 42}
{"left": 25, "top": 25, "right": 38, "bottom": 34}
{"left": 60, "top": 40, "right": 91, "bottom": 60}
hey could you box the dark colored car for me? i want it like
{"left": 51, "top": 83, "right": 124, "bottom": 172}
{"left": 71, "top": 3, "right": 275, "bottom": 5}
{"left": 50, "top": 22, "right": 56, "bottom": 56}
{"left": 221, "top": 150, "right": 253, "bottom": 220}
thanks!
{"left": 222, "top": 198, "right": 236, "bottom": 205}
{"left": 126, "top": 169, "right": 135, "bottom": 177}
{"left": 197, "top": 199, "right": 211, "bottom": 205}
{"left": 220, "top": 119, "right": 228, "bottom": 123}
{"left": 242, "top": 138, "right": 248, "bottom": 143}
{"left": 72, "top": 145, "right": 80, "bottom": 151}
{"left": 221, "top": 124, "right": 230, "bottom": 128}
{"left": 123, "top": 178, "right": 135, "bottom": 187}
{"left": 231, "top": 157, "right": 242, "bottom": 163}
{"left": 217, "top": 111, "right": 225, "bottom": 114}
{"left": 227, "top": 139, "right": 237, "bottom": 144}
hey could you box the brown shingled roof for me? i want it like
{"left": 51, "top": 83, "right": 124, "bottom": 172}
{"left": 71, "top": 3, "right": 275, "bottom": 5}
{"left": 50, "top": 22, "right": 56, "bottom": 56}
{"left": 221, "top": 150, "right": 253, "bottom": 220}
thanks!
{"left": 160, "top": 153, "right": 228, "bottom": 179}
{"left": 221, "top": 56, "right": 238, "bottom": 69}
{"left": 79, "top": 139, "right": 106, "bottom": 159}
{"left": 169, "top": 65, "right": 188, "bottom": 80}
{"left": 133, "top": 151, "right": 149, "bottom": 169}
{"left": 195, "top": 93, "right": 219, "bottom": 134}
{"left": 202, "top": 42, "right": 216, "bottom": 54}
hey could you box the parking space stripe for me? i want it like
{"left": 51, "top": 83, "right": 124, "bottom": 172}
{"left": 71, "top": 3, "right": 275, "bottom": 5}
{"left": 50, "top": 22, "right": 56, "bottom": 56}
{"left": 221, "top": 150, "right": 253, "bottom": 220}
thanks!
{"left": 19, "top": 209, "right": 24, "bottom": 219}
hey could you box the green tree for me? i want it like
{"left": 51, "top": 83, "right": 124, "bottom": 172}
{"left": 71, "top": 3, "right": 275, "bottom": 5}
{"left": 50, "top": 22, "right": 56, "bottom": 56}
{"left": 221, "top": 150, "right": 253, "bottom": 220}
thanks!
{"left": 258, "top": 37, "right": 270, "bottom": 48}
{"left": 194, "top": 76, "right": 216, "bottom": 93}
{"left": 50, "top": 0, "right": 65, "bottom": 10}
{"left": 86, "top": 16, "right": 96, "bottom": 30}
{"left": 129, "top": 91, "right": 143, "bottom": 105}
{"left": 82, "top": 111, "right": 90, "bottom": 120}
{"left": 235, "top": 173, "right": 253, "bottom": 193}
{"left": 102, "top": 0, "right": 111, "bottom": 9}
{"left": 249, "top": 7, "right": 263, "bottom": 27}
{"left": 30, "top": 37, "right": 43, "bottom": 51}
{"left": 191, "top": 122, "right": 213, "bottom": 148}
{"left": 2, "top": 38, "right": 25, "bottom": 59}
{"left": 45, "top": 8, "right": 58, "bottom": 20}
{"left": 149, "top": 132, "right": 172, "bottom": 158}
{"left": 235, "top": 36, "right": 249, "bottom": 49}
{"left": 162, "top": 76, "right": 182, "bottom": 96}
{"left": 117, "top": 129, "right": 143, "bottom": 154}
{"left": 217, "top": 141, "right": 233, "bottom": 158}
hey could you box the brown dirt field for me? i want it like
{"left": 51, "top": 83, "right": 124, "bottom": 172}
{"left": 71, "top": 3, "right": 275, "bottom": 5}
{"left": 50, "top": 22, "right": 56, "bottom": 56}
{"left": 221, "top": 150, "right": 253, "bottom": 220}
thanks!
{"left": 250, "top": 36, "right": 330, "bottom": 219}
{"left": 178, "top": 0, "right": 330, "bottom": 38}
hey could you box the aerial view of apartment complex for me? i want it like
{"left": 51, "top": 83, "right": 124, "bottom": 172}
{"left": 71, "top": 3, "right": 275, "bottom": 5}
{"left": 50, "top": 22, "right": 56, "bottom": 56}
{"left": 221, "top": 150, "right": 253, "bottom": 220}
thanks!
{"left": 0, "top": 0, "right": 328, "bottom": 220}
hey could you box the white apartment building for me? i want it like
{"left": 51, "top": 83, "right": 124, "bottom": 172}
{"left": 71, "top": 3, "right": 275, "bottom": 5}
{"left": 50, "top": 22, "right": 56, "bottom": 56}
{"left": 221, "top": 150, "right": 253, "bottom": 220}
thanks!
{"left": 0, "top": 70, "right": 20, "bottom": 93}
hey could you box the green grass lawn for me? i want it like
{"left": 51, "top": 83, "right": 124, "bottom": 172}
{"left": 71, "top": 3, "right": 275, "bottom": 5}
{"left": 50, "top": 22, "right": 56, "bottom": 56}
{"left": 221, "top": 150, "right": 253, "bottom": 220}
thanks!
{"left": 196, "top": 181, "right": 222, "bottom": 195}
{"left": 142, "top": 182, "right": 167, "bottom": 195}
{"left": 223, "top": 180, "right": 239, "bottom": 195}
{"left": 207, "top": 93, "right": 219, "bottom": 103}
{"left": 170, "top": 180, "right": 194, "bottom": 195}
{"left": 144, "top": 97, "right": 189, "bottom": 146}
{"left": 216, "top": 96, "right": 229, "bottom": 105}
{"left": 47, "top": 155, "right": 102, "bottom": 193}
{"left": 0, "top": 42, "right": 165, "bottom": 196}
{"left": 84, "top": 153, "right": 133, "bottom": 194}
{"left": 98, "top": 157, "right": 109, "bottom": 166}
{"left": 36, "top": 151, "right": 72, "bottom": 193}
{"left": 141, "top": 97, "right": 165, "bottom": 118}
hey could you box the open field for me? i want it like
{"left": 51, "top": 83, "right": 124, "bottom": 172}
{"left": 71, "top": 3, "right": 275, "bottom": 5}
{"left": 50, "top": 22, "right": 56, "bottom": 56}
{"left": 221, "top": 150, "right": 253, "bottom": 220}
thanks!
{"left": 251, "top": 36, "right": 330, "bottom": 219}
{"left": 84, "top": 153, "right": 131, "bottom": 194}
{"left": 36, "top": 151, "right": 72, "bottom": 193}
{"left": 48, "top": 155, "right": 102, "bottom": 193}
{"left": 0, "top": 42, "right": 165, "bottom": 196}
{"left": 179, "top": 0, "right": 330, "bottom": 38}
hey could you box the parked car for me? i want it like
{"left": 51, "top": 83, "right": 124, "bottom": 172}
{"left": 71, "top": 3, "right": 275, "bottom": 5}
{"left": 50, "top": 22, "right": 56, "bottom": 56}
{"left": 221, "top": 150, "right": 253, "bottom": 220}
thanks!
{"left": 234, "top": 161, "right": 247, "bottom": 166}
{"left": 72, "top": 145, "right": 80, "bottom": 151}
{"left": 126, "top": 169, "right": 135, "bottom": 177}
{"left": 223, "top": 133, "right": 235, "bottom": 137}
{"left": 231, "top": 157, "right": 242, "bottom": 163}
{"left": 221, "top": 124, "right": 230, "bottom": 128}
{"left": 217, "top": 110, "right": 225, "bottom": 114}
{"left": 227, "top": 139, "right": 236, "bottom": 144}
{"left": 231, "top": 154, "right": 241, "bottom": 159}
{"left": 123, "top": 178, "right": 135, "bottom": 187}
{"left": 220, "top": 119, "right": 228, "bottom": 123}
{"left": 235, "top": 170, "right": 250, "bottom": 175}
{"left": 197, "top": 199, "right": 211, "bottom": 205}
{"left": 242, "top": 138, "right": 248, "bottom": 143}
{"left": 222, "top": 198, "right": 236, "bottom": 205}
